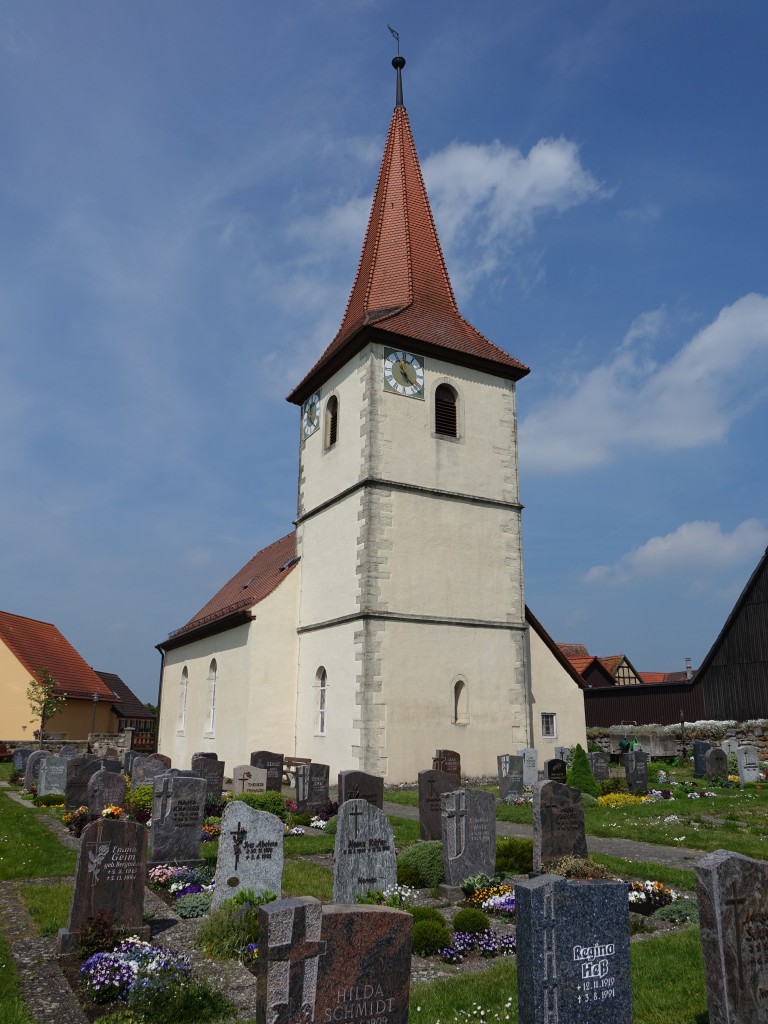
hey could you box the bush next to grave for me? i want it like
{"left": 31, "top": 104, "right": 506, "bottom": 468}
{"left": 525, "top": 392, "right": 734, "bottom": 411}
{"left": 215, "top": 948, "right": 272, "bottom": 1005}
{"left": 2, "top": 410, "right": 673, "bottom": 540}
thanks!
{"left": 495, "top": 836, "right": 533, "bottom": 875}
{"left": 124, "top": 784, "right": 153, "bottom": 822}
{"left": 231, "top": 790, "right": 289, "bottom": 821}
{"left": 396, "top": 840, "right": 445, "bottom": 888}
{"left": 33, "top": 793, "right": 64, "bottom": 807}
{"left": 566, "top": 743, "right": 599, "bottom": 798}
{"left": 195, "top": 888, "right": 277, "bottom": 961}
{"left": 452, "top": 907, "right": 490, "bottom": 933}
{"left": 412, "top": 918, "right": 453, "bottom": 957}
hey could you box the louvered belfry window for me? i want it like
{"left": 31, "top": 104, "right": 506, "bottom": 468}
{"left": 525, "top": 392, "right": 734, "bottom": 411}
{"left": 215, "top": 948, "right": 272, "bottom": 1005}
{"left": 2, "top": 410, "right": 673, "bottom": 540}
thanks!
{"left": 326, "top": 396, "right": 338, "bottom": 448}
{"left": 435, "top": 384, "right": 458, "bottom": 437}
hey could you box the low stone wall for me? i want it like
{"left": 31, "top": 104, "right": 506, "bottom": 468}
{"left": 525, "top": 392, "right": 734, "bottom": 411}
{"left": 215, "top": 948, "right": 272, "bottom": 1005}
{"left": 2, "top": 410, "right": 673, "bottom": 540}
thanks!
{"left": 587, "top": 720, "right": 768, "bottom": 760}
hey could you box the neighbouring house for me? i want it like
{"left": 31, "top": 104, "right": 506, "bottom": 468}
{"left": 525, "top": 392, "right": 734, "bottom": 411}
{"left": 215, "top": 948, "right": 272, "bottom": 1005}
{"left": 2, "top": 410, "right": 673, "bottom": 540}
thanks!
{"left": 96, "top": 671, "right": 157, "bottom": 752}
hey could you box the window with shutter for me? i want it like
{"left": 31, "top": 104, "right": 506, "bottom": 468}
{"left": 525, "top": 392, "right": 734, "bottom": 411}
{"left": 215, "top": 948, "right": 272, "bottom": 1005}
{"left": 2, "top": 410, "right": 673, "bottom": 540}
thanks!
{"left": 435, "top": 384, "right": 458, "bottom": 437}
{"left": 326, "top": 396, "right": 339, "bottom": 448}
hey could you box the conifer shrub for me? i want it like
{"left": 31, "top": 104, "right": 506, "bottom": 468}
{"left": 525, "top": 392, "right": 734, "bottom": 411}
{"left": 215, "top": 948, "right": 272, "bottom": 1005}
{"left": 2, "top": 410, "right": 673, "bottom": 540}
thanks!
{"left": 231, "top": 791, "right": 288, "bottom": 821}
{"left": 324, "top": 815, "right": 338, "bottom": 835}
{"left": 412, "top": 919, "right": 452, "bottom": 957}
{"left": 408, "top": 906, "right": 446, "bottom": 926}
{"left": 495, "top": 837, "right": 533, "bottom": 875}
{"left": 452, "top": 907, "right": 490, "bottom": 934}
{"left": 566, "top": 744, "right": 599, "bottom": 798}
{"left": 396, "top": 841, "right": 445, "bottom": 888}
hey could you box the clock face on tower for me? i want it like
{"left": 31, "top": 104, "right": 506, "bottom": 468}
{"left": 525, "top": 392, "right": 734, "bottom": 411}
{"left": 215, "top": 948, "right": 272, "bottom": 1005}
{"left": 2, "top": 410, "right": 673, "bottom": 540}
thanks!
{"left": 383, "top": 349, "right": 425, "bottom": 399}
{"left": 302, "top": 392, "right": 321, "bottom": 437}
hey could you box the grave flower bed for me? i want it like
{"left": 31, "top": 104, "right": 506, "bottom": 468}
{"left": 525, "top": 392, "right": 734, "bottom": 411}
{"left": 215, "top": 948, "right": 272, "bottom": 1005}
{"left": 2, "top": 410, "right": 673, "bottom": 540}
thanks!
{"left": 148, "top": 863, "right": 215, "bottom": 908}
{"left": 438, "top": 929, "right": 516, "bottom": 963}
{"left": 627, "top": 879, "right": 676, "bottom": 915}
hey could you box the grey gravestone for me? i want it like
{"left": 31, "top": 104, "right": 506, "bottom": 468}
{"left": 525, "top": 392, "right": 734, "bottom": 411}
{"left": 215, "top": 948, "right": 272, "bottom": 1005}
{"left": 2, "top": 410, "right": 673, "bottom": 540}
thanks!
{"left": 99, "top": 758, "right": 123, "bottom": 775}
{"left": 441, "top": 789, "right": 496, "bottom": 886}
{"left": 623, "top": 751, "right": 648, "bottom": 793}
{"left": 256, "top": 898, "right": 412, "bottom": 1024}
{"left": 296, "top": 763, "right": 330, "bottom": 814}
{"left": 546, "top": 758, "right": 567, "bottom": 783}
{"left": 705, "top": 747, "right": 729, "bottom": 782}
{"left": 147, "top": 752, "right": 171, "bottom": 770}
{"left": 56, "top": 818, "right": 149, "bottom": 954}
{"left": 696, "top": 849, "right": 768, "bottom": 1024}
{"left": 193, "top": 750, "right": 218, "bottom": 761}
{"left": 517, "top": 873, "right": 632, "bottom": 1024}
{"left": 233, "top": 765, "right": 268, "bottom": 796}
{"left": 498, "top": 754, "right": 525, "bottom": 803}
{"left": 432, "top": 748, "right": 461, "bottom": 783}
{"left": 555, "top": 746, "right": 573, "bottom": 764}
{"left": 88, "top": 768, "right": 127, "bottom": 816}
{"left": 518, "top": 747, "right": 539, "bottom": 787}
{"left": 212, "top": 802, "right": 284, "bottom": 908}
{"left": 737, "top": 745, "right": 761, "bottom": 786}
{"left": 533, "top": 781, "right": 588, "bottom": 870}
{"left": 24, "top": 750, "right": 50, "bottom": 791}
{"left": 333, "top": 799, "right": 396, "bottom": 902}
{"left": 418, "top": 769, "right": 459, "bottom": 840}
{"left": 131, "top": 756, "right": 165, "bottom": 787}
{"left": 58, "top": 743, "right": 78, "bottom": 760}
{"left": 12, "top": 747, "right": 32, "bottom": 773}
{"left": 124, "top": 749, "right": 141, "bottom": 774}
{"left": 191, "top": 756, "right": 225, "bottom": 796}
{"left": 65, "top": 754, "right": 101, "bottom": 810}
{"left": 250, "top": 750, "right": 284, "bottom": 792}
{"left": 38, "top": 755, "right": 67, "bottom": 798}
{"left": 722, "top": 738, "right": 740, "bottom": 756}
{"left": 693, "top": 740, "right": 713, "bottom": 778}
{"left": 337, "top": 770, "right": 384, "bottom": 808}
{"left": 587, "top": 752, "right": 610, "bottom": 781}
{"left": 149, "top": 774, "right": 207, "bottom": 866}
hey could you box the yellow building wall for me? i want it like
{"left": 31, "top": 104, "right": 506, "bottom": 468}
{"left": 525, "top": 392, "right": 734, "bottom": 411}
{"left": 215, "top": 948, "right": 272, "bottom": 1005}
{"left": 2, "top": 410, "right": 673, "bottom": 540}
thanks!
{"left": 528, "top": 627, "right": 587, "bottom": 761}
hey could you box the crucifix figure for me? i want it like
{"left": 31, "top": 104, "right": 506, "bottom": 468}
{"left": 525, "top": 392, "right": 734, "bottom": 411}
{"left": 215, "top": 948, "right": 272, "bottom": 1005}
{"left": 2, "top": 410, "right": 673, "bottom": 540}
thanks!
{"left": 265, "top": 901, "right": 327, "bottom": 1024}
{"left": 725, "top": 881, "right": 748, "bottom": 989}
{"left": 230, "top": 820, "right": 247, "bottom": 871}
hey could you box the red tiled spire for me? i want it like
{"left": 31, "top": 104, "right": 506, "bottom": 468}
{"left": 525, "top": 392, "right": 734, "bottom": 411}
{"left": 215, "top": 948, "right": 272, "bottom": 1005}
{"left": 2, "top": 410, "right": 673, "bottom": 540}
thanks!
{"left": 288, "top": 71, "right": 528, "bottom": 404}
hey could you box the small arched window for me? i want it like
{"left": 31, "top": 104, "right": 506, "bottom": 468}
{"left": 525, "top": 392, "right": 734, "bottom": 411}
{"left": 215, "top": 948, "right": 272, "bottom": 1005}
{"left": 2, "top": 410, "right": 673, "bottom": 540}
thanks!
{"left": 452, "top": 678, "right": 469, "bottom": 725}
{"left": 206, "top": 659, "right": 218, "bottom": 735}
{"left": 435, "top": 384, "right": 458, "bottom": 438}
{"left": 177, "top": 667, "right": 188, "bottom": 734}
{"left": 325, "top": 396, "right": 339, "bottom": 449}
{"left": 317, "top": 667, "right": 328, "bottom": 735}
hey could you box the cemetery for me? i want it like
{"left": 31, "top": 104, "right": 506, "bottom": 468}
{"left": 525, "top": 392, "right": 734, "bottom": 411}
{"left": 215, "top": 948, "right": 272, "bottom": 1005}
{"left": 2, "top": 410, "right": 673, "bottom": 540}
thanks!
{"left": 1, "top": 741, "right": 768, "bottom": 1024}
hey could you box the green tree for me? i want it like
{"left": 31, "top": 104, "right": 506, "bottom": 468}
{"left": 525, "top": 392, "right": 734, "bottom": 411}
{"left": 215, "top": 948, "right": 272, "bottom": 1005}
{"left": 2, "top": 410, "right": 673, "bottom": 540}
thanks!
{"left": 26, "top": 666, "right": 67, "bottom": 748}
{"left": 566, "top": 743, "right": 599, "bottom": 798}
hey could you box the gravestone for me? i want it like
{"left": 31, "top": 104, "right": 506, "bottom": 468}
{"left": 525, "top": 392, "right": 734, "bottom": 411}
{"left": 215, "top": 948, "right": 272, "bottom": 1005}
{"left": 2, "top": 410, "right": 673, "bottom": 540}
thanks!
{"left": 124, "top": 749, "right": 141, "bottom": 774}
{"left": 233, "top": 764, "right": 268, "bottom": 796}
{"left": 146, "top": 752, "right": 172, "bottom": 770}
{"left": 516, "top": 873, "right": 632, "bottom": 1024}
{"left": 693, "top": 740, "right": 713, "bottom": 778}
{"left": 296, "top": 763, "right": 330, "bottom": 814}
{"left": 417, "top": 769, "right": 459, "bottom": 840}
{"left": 333, "top": 799, "right": 397, "bottom": 903}
{"left": 498, "top": 754, "right": 525, "bottom": 803}
{"left": 250, "top": 750, "right": 284, "bottom": 792}
{"left": 555, "top": 746, "right": 573, "bottom": 765}
{"left": 88, "top": 768, "right": 127, "bottom": 816}
{"left": 99, "top": 757, "right": 123, "bottom": 775}
{"left": 149, "top": 774, "right": 207, "bottom": 866}
{"left": 623, "top": 751, "right": 648, "bottom": 793}
{"left": 193, "top": 750, "right": 218, "bottom": 761}
{"left": 58, "top": 743, "right": 78, "bottom": 760}
{"left": 441, "top": 789, "right": 496, "bottom": 886}
{"left": 24, "top": 749, "right": 50, "bottom": 791}
{"left": 337, "top": 770, "right": 384, "bottom": 808}
{"left": 518, "top": 747, "right": 539, "bottom": 787}
{"left": 191, "top": 756, "right": 225, "bottom": 797}
{"left": 722, "top": 737, "right": 740, "bottom": 756}
{"left": 132, "top": 756, "right": 166, "bottom": 788}
{"left": 12, "top": 747, "right": 32, "bottom": 773}
{"left": 432, "top": 748, "right": 461, "bottom": 783}
{"left": 696, "top": 849, "right": 768, "bottom": 1024}
{"left": 545, "top": 758, "right": 567, "bottom": 783}
{"left": 65, "top": 754, "right": 101, "bottom": 810}
{"left": 533, "top": 781, "right": 588, "bottom": 870}
{"left": 56, "top": 818, "right": 149, "bottom": 954}
{"left": 587, "top": 751, "right": 610, "bottom": 781}
{"left": 256, "top": 898, "right": 412, "bottom": 1024}
{"left": 737, "top": 745, "right": 761, "bottom": 786}
{"left": 38, "top": 755, "right": 67, "bottom": 798}
{"left": 212, "top": 802, "right": 284, "bottom": 908}
{"left": 705, "top": 747, "right": 729, "bottom": 782}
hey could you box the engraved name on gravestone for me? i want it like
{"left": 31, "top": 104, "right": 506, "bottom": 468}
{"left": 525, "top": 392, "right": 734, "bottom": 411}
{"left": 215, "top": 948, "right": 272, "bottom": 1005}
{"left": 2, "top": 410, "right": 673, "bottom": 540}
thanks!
{"left": 432, "top": 749, "right": 461, "bottom": 783}
{"left": 149, "top": 774, "right": 207, "bottom": 866}
{"left": 545, "top": 758, "right": 568, "bottom": 784}
{"left": 518, "top": 747, "right": 539, "bottom": 787}
{"left": 516, "top": 874, "right": 632, "bottom": 1024}
{"left": 212, "top": 802, "right": 284, "bottom": 908}
{"left": 737, "top": 745, "right": 761, "bottom": 786}
{"left": 623, "top": 751, "right": 649, "bottom": 793}
{"left": 38, "top": 755, "right": 67, "bottom": 797}
{"left": 233, "top": 765, "right": 268, "bottom": 796}
{"left": 24, "top": 749, "right": 50, "bottom": 791}
{"left": 498, "top": 754, "right": 525, "bottom": 803}
{"left": 191, "top": 756, "right": 225, "bottom": 797}
{"left": 56, "top": 818, "right": 149, "bottom": 954}
{"left": 533, "top": 780, "right": 588, "bottom": 870}
{"left": 296, "top": 763, "right": 330, "bottom": 814}
{"left": 256, "top": 898, "right": 412, "bottom": 1024}
{"left": 587, "top": 752, "right": 610, "bottom": 782}
{"left": 65, "top": 754, "right": 101, "bottom": 810}
{"left": 88, "top": 768, "right": 127, "bottom": 816}
{"left": 13, "top": 747, "right": 32, "bottom": 773}
{"left": 337, "top": 770, "right": 384, "bottom": 809}
{"left": 249, "top": 751, "right": 284, "bottom": 792}
{"left": 695, "top": 849, "right": 768, "bottom": 1024}
{"left": 333, "top": 799, "right": 397, "bottom": 903}
{"left": 441, "top": 789, "right": 496, "bottom": 887}
{"left": 693, "top": 740, "right": 713, "bottom": 778}
{"left": 705, "top": 747, "right": 729, "bottom": 783}
{"left": 418, "top": 769, "right": 459, "bottom": 840}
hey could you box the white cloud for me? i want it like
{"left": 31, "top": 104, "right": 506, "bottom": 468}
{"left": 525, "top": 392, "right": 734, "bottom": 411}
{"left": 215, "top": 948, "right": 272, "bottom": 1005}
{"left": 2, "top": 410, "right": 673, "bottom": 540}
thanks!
{"left": 584, "top": 519, "right": 768, "bottom": 585}
{"left": 520, "top": 293, "right": 768, "bottom": 472}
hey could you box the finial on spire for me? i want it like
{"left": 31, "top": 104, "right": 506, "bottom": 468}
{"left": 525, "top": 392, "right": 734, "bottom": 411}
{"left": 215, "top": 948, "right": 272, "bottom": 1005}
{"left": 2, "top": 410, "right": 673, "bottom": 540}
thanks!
{"left": 388, "top": 25, "right": 405, "bottom": 107}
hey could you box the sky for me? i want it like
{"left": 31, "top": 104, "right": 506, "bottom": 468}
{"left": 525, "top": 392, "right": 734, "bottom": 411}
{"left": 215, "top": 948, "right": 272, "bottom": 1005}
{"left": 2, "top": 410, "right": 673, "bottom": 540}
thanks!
{"left": 2, "top": 2, "right": 768, "bottom": 704}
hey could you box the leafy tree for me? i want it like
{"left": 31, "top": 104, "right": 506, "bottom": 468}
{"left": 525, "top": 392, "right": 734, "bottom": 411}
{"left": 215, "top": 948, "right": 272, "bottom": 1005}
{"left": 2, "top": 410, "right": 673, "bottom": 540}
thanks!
{"left": 144, "top": 702, "right": 158, "bottom": 716}
{"left": 26, "top": 666, "right": 67, "bottom": 747}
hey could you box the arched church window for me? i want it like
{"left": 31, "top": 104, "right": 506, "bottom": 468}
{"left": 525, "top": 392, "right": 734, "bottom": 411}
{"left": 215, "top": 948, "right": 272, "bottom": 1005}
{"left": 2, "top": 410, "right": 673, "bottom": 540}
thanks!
{"left": 177, "top": 667, "right": 188, "bottom": 734}
{"left": 452, "top": 677, "right": 469, "bottom": 725}
{"left": 317, "top": 667, "right": 328, "bottom": 736}
{"left": 206, "top": 659, "right": 218, "bottom": 736}
{"left": 435, "top": 384, "right": 458, "bottom": 438}
{"left": 325, "top": 396, "right": 339, "bottom": 449}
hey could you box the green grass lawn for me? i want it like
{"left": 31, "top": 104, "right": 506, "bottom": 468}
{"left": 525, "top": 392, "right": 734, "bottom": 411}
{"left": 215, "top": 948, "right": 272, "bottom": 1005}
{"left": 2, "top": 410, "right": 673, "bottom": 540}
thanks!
{"left": 0, "top": 791, "right": 77, "bottom": 880}
{"left": 19, "top": 881, "right": 72, "bottom": 935}
{"left": 0, "top": 933, "right": 34, "bottom": 1024}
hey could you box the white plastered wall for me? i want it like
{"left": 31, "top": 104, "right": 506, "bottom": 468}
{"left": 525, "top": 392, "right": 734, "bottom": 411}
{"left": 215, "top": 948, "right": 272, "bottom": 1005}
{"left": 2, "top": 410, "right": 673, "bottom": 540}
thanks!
{"left": 528, "top": 626, "right": 587, "bottom": 761}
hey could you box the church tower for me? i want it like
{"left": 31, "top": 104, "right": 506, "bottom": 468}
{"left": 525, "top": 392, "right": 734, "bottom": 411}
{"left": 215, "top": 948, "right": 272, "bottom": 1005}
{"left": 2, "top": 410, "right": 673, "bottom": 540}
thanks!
{"left": 287, "top": 54, "right": 533, "bottom": 781}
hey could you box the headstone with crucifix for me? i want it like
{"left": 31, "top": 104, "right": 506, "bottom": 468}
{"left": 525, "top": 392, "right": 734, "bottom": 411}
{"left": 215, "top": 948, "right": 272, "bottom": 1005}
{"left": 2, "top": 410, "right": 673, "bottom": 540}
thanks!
{"left": 441, "top": 788, "right": 496, "bottom": 886}
{"left": 736, "top": 745, "right": 761, "bottom": 786}
{"left": 13, "top": 747, "right": 33, "bottom": 774}
{"left": 296, "top": 762, "right": 330, "bottom": 814}
{"left": 432, "top": 748, "right": 461, "bottom": 784}
{"left": 555, "top": 746, "right": 573, "bottom": 765}
{"left": 37, "top": 755, "right": 67, "bottom": 798}
{"left": 498, "top": 753, "right": 525, "bottom": 803}
{"left": 516, "top": 873, "right": 632, "bottom": 1024}
{"left": 23, "top": 749, "right": 50, "bottom": 792}
{"left": 545, "top": 758, "right": 568, "bottom": 784}
{"left": 418, "top": 768, "right": 459, "bottom": 840}
{"left": 705, "top": 747, "right": 729, "bottom": 783}
{"left": 123, "top": 749, "right": 141, "bottom": 774}
{"left": 533, "top": 780, "right": 588, "bottom": 870}
{"left": 337, "top": 770, "right": 384, "bottom": 809}
{"left": 148, "top": 774, "right": 207, "bottom": 867}
{"left": 211, "top": 801, "right": 283, "bottom": 908}
{"left": 233, "top": 764, "right": 268, "bottom": 796}
{"left": 191, "top": 755, "right": 225, "bottom": 797}
{"left": 56, "top": 817, "right": 149, "bottom": 954}
{"left": 333, "top": 799, "right": 396, "bottom": 903}
{"left": 65, "top": 753, "right": 101, "bottom": 809}
{"left": 587, "top": 751, "right": 610, "bottom": 781}
{"left": 250, "top": 750, "right": 284, "bottom": 792}
{"left": 87, "top": 767, "right": 126, "bottom": 816}
{"left": 518, "top": 747, "right": 539, "bottom": 787}
{"left": 696, "top": 849, "right": 768, "bottom": 1024}
{"left": 256, "top": 898, "right": 412, "bottom": 1024}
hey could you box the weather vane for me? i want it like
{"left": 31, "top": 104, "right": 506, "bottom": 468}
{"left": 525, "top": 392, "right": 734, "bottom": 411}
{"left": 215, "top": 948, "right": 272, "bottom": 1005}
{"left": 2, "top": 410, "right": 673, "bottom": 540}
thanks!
{"left": 388, "top": 24, "right": 400, "bottom": 55}
{"left": 388, "top": 25, "right": 405, "bottom": 107}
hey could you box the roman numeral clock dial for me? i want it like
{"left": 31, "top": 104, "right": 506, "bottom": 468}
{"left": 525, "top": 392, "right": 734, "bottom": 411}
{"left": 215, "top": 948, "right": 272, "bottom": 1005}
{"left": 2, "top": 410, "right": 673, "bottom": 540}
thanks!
{"left": 383, "top": 349, "right": 425, "bottom": 399}
{"left": 302, "top": 392, "right": 321, "bottom": 438}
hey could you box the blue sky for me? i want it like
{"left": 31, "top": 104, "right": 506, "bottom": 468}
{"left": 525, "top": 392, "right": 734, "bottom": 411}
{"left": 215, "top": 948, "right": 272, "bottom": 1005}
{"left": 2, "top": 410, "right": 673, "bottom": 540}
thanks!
{"left": 2, "top": 2, "right": 767, "bottom": 703}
